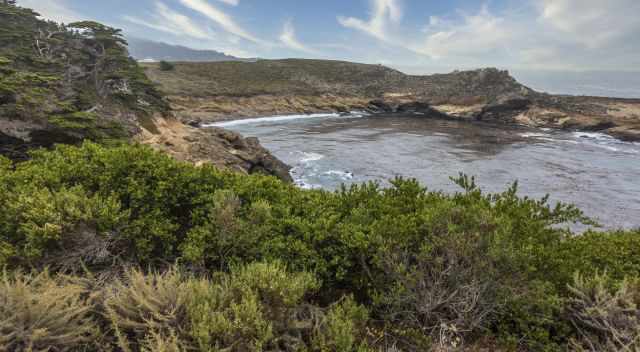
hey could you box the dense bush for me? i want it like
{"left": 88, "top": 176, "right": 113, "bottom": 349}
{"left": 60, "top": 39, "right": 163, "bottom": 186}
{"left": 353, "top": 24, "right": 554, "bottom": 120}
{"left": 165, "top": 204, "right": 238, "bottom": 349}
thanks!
{"left": 1, "top": 142, "right": 639, "bottom": 351}
{"left": 159, "top": 60, "right": 175, "bottom": 71}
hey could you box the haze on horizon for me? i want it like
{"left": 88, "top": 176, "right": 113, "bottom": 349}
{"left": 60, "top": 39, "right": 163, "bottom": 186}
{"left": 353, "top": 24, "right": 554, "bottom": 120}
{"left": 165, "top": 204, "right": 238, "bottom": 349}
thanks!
{"left": 20, "top": 0, "right": 640, "bottom": 75}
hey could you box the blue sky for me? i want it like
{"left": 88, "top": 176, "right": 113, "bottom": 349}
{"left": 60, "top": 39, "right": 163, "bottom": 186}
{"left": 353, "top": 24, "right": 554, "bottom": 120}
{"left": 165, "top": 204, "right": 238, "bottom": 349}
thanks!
{"left": 19, "top": 0, "right": 640, "bottom": 73}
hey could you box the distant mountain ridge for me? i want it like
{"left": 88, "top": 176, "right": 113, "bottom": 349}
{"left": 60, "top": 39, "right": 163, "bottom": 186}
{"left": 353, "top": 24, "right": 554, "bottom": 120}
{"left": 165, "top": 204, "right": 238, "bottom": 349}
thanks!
{"left": 126, "top": 37, "right": 255, "bottom": 62}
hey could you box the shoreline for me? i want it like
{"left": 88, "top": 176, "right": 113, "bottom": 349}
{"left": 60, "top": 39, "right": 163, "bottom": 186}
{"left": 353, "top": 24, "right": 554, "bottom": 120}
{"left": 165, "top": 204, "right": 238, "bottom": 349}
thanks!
{"left": 196, "top": 108, "right": 640, "bottom": 143}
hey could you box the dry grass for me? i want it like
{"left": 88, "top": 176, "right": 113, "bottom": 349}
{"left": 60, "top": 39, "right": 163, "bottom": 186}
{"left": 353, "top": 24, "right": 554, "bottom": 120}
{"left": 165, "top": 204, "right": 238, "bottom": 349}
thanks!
{"left": 105, "top": 267, "right": 189, "bottom": 351}
{"left": 567, "top": 273, "right": 640, "bottom": 351}
{"left": 142, "top": 59, "right": 408, "bottom": 98}
{"left": 0, "top": 270, "right": 98, "bottom": 352}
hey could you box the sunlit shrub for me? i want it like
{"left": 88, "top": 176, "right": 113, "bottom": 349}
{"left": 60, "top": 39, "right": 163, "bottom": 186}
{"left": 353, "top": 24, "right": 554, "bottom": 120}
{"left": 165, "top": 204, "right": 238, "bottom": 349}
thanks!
{"left": 187, "top": 262, "right": 319, "bottom": 351}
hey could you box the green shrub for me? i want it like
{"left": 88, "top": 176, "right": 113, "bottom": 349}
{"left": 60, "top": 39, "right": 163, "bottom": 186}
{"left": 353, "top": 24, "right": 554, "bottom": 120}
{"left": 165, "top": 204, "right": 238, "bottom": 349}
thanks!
{"left": 1, "top": 184, "right": 126, "bottom": 270}
{"left": 496, "top": 280, "right": 569, "bottom": 352}
{"left": 312, "top": 296, "right": 370, "bottom": 352}
{"left": 187, "top": 262, "right": 320, "bottom": 351}
{"left": 555, "top": 231, "right": 640, "bottom": 286}
{"left": 159, "top": 60, "right": 175, "bottom": 71}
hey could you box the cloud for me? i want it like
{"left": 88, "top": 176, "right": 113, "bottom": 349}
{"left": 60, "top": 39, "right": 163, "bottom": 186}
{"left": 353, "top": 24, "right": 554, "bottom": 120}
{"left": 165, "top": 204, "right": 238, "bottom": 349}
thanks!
{"left": 18, "top": 0, "right": 85, "bottom": 23}
{"left": 216, "top": 0, "right": 239, "bottom": 5}
{"left": 413, "top": 5, "right": 511, "bottom": 59}
{"left": 124, "top": 2, "right": 210, "bottom": 40}
{"left": 279, "top": 20, "right": 318, "bottom": 55}
{"left": 537, "top": 0, "right": 640, "bottom": 49}
{"left": 179, "top": 0, "right": 263, "bottom": 44}
{"left": 338, "top": 0, "right": 402, "bottom": 42}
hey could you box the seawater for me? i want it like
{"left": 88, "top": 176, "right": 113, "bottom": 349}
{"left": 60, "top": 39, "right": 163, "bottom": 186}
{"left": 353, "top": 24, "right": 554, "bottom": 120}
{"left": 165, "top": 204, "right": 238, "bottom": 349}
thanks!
{"left": 208, "top": 113, "right": 640, "bottom": 229}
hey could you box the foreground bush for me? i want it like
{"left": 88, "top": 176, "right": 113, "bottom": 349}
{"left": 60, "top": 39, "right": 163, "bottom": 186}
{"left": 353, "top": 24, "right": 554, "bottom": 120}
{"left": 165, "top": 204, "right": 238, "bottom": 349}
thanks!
{"left": 567, "top": 273, "right": 640, "bottom": 351}
{"left": 1, "top": 262, "right": 370, "bottom": 352}
{"left": 1, "top": 142, "right": 639, "bottom": 350}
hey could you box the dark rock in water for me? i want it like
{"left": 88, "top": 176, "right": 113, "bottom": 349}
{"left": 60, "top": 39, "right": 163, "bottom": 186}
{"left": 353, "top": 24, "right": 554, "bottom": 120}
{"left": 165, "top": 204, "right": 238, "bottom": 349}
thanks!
{"left": 572, "top": 121, "right": 617, "bottom": 132}
{"left": 397, "top": 102, "right": 452, "bottom": 119}
{"left": 396, "top": 101, "right": 430, "bottom": 113}
{"left": 335, "top": 105, "right": 350, "bottom": 114}
{"left": 234, "top": 135, "right": 293, "bottom": 182}
{"left": 607, "top": 126, "right": 640, "bottom": 142}
{"left": 367, "top": 99, "right": 394, "bottom": 114}
{"left": 477, "top": 94, "right": 532, "bottom": 122}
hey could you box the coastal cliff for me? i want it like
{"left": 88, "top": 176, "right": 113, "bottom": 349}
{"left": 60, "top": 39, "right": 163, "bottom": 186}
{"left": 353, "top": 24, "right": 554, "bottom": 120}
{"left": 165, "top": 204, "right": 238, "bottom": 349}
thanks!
{"left": 143, "top": 60, "right": 640, "bottom": 142}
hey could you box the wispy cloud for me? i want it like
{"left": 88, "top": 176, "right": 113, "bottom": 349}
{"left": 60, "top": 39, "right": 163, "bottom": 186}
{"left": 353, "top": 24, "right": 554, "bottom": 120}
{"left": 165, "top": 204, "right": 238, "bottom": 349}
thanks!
{"left": 216, "top": 0, "right": 239, "bottom": 6}
{"left": 537, "top": 0, "right": 640, "bottom": 49}
{"left": 124, "top": 2, "right": 210, "bottom": 40}
{"left": 179, "top": 0, "right": 264, "bottom": 44}
{"left": 18, "top": 0, "right": 85, "bottom": 23}
{"left": 338, "top": 0, "right": 402, "bottom": 42}
{"left": 413, "top": 5, "right": 511, "bottom": 59}
{"left": 279, "top": 20, "right": 319, "bottom": 55}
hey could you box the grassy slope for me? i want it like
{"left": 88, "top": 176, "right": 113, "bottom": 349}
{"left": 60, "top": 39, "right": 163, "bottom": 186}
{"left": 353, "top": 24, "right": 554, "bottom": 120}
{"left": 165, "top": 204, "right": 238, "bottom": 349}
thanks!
{"left": 142, "top": 59, "right": 410, "bottom": 97}
{"left": 143, "top": 59, "right": 530, "bottom": 103}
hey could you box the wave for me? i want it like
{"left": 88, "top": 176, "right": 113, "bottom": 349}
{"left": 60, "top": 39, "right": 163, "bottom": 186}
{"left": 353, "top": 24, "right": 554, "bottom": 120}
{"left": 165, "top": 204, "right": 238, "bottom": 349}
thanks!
{"left": 520, "top": 132, "right": 552, "bottom": 138}
{"left": 322, "top": 170, "right": 354, "bottom": 180}
{"left": 572, "top": 132, "right": 615, "bottom": 141}
{"left": 571, "top": 132, "right": 639, "bottom": 154}
{"left": 299, "top": 152, "right": 324, "bottom": 163}
{"left": 294, "top": 179, "right": 322, "bottom": 190}
{"left": 205, "top": 113, "right": 340, "bottom": 128}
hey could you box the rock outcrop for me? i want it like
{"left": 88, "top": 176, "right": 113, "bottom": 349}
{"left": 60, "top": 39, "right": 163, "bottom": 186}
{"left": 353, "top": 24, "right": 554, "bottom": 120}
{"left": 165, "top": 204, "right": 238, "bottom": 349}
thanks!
{"left": 136, "top": 117, "right": 292, "bottom": 181}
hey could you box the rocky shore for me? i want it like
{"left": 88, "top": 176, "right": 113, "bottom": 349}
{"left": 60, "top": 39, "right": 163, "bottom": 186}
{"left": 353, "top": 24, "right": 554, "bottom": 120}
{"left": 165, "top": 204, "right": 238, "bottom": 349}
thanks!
{"left": 136, "top": 116, "right": 292, "bottom": 181}
{"left": 144, "top": 61, "right": 640, "bottom": 142}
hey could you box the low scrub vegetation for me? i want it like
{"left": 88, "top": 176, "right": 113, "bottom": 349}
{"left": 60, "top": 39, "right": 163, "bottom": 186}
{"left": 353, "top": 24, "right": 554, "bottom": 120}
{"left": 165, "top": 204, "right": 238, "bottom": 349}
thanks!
{"left": 1, "top": 142, "right": 639, "bottom": 351}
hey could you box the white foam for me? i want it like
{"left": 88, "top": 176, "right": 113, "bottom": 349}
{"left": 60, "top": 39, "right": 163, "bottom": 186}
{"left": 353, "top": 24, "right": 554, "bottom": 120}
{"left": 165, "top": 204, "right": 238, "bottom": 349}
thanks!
{"left": 570, "top": 131, "right": 640, "bottom": 154}
{"left": 572, "top": 132, "right": 614, "bottom": 141}
{"left": 520, "top": 132, "right": 551, "bottom": 138}
{"left": 323, "top": 170, "right": 354, "bottom": 180}
{"left": 205, "top": 113, "right": 340, "bottom": 127}
{"left": 294, "top": 179, "right": 322, "bottom": 190}
{"left": 300, "top": 152, "right": 324, "bottom": 163}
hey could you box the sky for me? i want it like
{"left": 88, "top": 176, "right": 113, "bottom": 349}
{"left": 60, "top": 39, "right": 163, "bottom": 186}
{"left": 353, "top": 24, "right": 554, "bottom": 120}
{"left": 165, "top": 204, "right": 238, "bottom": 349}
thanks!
{"left": 17, "top": 0, "right": 640, "bottom": 74}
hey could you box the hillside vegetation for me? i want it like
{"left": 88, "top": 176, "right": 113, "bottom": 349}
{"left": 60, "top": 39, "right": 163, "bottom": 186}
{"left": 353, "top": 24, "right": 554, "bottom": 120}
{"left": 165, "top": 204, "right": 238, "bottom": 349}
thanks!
{"left": 142, "top": 59, "right": 409, "bottom": 97}
{"left": 0, "top": 4, "right": 167, "bottom": 160}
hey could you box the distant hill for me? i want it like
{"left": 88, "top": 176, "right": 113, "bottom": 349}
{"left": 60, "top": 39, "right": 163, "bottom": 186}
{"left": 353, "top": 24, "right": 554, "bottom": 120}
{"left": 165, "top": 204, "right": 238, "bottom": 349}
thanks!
{"left": 142, "top": 59, "right": 640, "bottom": 141}
{"left": 126, "top": 37, "right": 255, "bottom": 62}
